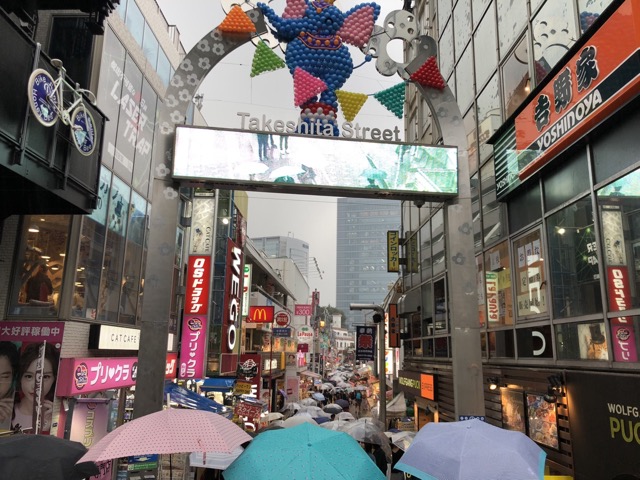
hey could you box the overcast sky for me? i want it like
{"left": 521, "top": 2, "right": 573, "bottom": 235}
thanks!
{"left": 157, "top": 0, "right": 404, "bottom": 306}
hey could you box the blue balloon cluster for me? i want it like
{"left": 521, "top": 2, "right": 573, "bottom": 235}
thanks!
{"left": 258, "top": 1, "right": 381, "bottom": 135}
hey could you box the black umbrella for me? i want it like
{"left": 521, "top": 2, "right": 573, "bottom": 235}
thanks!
{"left": 335, "top": 398, "right": 350, "bottom": 410}
{"left": 0, "top": 433, "right": 100, "bottom": 480}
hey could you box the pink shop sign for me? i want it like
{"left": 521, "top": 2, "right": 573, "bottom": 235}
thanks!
{"left": 57, "top": 357, "right": 138, "bottom": 396}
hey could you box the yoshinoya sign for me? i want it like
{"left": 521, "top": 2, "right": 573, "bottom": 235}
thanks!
{"left": 495, "top": 0, "right": 640, "bottom": 199}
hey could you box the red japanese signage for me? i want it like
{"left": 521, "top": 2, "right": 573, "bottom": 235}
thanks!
{"left": 606, "top": 266, "right": 638, "bottom": 362}
{"left": 222, "top": 239, "right": 243, "bottom": 354}
{"left": 515, "top": 0, "right": 640, "bottom": 181}
{"left": 234, "top": 401, "right": 263, "bottom": 422}
{"left": 295, "top": 304, "right": 313, "bottom": 316}
{"left": 185, "top": 256, "right": 211, "bottom": 315}
{"left": 248, "top": 306, "right": 274, "bottom": 323}
{"left": 388, "top": 303, "right": 400, "bottom": 348}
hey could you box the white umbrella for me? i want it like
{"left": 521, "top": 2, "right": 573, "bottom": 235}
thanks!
{"left": 300, "top": 397, "right": 318, "bottom": 406}
{"left": 284, "top": 402, "right": 302, "bottom": 411}
{"left": 189, "top": 446, "right": 244, "bottom": 470}
{"left": 298, "top": 406, "right": 330, "bottom": 419}
{"left": 319, "top": 420, "right": 351, "bottom": 431}
{"left": 337, "top": 412, "right": 356, "bottom": 422}
{"left": 266, "top": 412, "right": 284, "bottom": 422}
{"left": 281, "top": 413, "right": 316, "bottom": 428}
{"left": 391, "top": 431, "right": 416, "bottom": 451}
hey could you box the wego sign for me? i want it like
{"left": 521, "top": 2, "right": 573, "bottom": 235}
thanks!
{"left": 223, "top": 240, "right": 243, "bottom": 353}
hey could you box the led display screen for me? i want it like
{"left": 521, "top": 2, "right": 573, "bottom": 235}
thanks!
{"left": 172, "top": 126, "right": 458, "bottom": 200}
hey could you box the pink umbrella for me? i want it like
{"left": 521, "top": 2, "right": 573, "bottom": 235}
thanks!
{"left": 78, "top": 409, "right": 252, "bottom": 463}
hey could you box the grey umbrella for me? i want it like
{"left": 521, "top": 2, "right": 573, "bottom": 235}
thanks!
{"left": 0, "top": 433, "right": 100, "bottom": 480}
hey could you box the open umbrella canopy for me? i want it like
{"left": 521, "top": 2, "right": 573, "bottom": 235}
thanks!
{"left": 343, "top": 419, "right": 392, "bottom": 461}
{"left": 79, "top": 408, "right": 252, "bottom": 463}
{"left": 281, "top": 412, "right": 317, "bottom": 428}
{"left": 396, "top": 419, "right": 546, "bottom": 480}
{"left": 323, "top": 403, "right": 343, "bottom": 414}
{"left": 284, "top": 402, "right": 302, "bottom": 411}
{"left": 391, "top": 431, "right": 416, "bottom": 451}
{"left": 335, "top": 399, "right": 350, "bottom": 410}
{"left": 189, "top": 446, "right": 244, "bottom": 471}
{"left": 266, "top": 412, "right": 284, "bottom": 422}
{"left": 0, "top": 433, "right": 100, "bottom": 480}
{"left": 311, "top": 392, "right": 326, "bottom": 402}
{"left": 337, "top": 411, "right": 356, "bottom": 421}
{"left": 298, "top": 405, "right": 330, "bottom": 419}
{"left": 223, "top": 422, "right": 386, "bottom": 480}
{"left": 301, "top": 397, "right": 318, "bottom": 406}
{"left": 319, "top": 419, "right": 351, "bottom": 431}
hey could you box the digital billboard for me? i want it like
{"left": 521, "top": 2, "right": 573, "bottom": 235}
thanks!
{"left": 172, "top": 126, "right": 458, "bottom": 201}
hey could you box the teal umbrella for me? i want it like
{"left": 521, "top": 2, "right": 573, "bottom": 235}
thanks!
{"left": 223, "top": 422, "right": 385, "bottom": 480}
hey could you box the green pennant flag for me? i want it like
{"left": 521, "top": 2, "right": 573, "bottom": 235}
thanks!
{"left": 250, "top": 40, "right": 286, "bottom": 78}
{"left": 373, "top": 83, "right": 406, "bottom": 119}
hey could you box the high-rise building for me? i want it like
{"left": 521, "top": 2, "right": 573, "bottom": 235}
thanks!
{"left": 336, "top": 198, "right": 400, "bottom": 331}
{"left": 251, "top": 235, "right": 310, "bottom": 279}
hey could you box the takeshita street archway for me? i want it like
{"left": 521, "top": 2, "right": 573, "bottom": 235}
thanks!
{"left": 136, "top": 1, "right": 484, "bottom": 421}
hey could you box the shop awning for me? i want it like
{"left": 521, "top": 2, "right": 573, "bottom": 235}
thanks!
{"left": 164, "top": 382, "right": 227, "bottom": 415}
{"left": 200, "top": 377, "right": 237, "bottom": 392}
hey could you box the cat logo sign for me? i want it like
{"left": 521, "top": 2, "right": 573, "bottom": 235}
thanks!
{"left": 248, "top": 306, "right": 274, "bottom": 323}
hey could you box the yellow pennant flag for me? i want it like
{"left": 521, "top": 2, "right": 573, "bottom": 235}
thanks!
{"left": 336, "top": 90, "right": 368, "bottom": 122}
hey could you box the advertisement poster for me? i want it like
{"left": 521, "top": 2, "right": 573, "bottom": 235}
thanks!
{"left": 577, "top": 322, "right": 609, "bottom": 360}
{"left": 0, "top": 321, "right": 64, "bottom": 435}
{"left": 526, "top": 394, "right": 558, "bottom": 449}
{"left": 501, "top": 389, "right": 526, "bottom": 434}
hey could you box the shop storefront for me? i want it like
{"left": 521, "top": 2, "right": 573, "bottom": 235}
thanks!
{"left": 396, "top": 370, "right": 438, "bottom": 431}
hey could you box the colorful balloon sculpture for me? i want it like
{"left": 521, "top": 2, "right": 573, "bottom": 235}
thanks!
{"left": 258, "top": 0, "right": 380, "bottom": 136}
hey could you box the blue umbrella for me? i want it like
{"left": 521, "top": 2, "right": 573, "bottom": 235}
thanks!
{"left": 223, "top": 422, "right": 385, "bottom": 480}
{"left": 311, "top": 392, "right": 326, "bottom": 402}
{"left": 396, "top": 419, "right": 546, "bottom": 480}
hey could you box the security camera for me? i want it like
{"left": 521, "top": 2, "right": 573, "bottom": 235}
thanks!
{"left": 414, "top": 199, "right": 425, "bottom": 209}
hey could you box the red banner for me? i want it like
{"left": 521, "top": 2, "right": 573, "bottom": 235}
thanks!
{"left": 222, "top": 239, "right": 243, "bottom": 354}
{"left": 185, "top": 256, "right": 211, "bottom": 315}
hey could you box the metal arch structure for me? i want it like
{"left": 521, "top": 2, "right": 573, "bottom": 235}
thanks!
{"left": 135, "top": 6, "right": 484, "bottom": 419}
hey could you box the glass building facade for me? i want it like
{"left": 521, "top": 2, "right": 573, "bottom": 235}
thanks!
{"left": 336, "top": 198, "right": 401, "bottom": 331}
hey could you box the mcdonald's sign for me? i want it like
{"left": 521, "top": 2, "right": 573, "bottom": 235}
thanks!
{"left": 248, "top": 306, "right": 274, "bottom": 323}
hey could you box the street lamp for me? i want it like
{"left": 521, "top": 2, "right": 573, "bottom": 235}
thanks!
{"left": 350, "top": 303, "right": 386, "bottom": 427}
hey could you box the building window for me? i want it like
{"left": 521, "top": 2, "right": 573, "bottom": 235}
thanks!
{"left": 484, "top": 240, "right": 514, "bottom": 326}
{"left": 473, "top": 4, "right": 497, "bottom": 89}
{"left": 577, "top": 0, "right": 614, "bottom": 33}
{"left": 532, "top": 0, "right": 577, "bottom": 84}
{"left": 477, "top": 74, "right": 501, "bottom": 162}
{"left": 547, "top": 198, "right": 601, "bottom": 319}
{"left": 496, "top": 0, "right": 527, "bottom": 59}
{"left": 556, "top": 321, "right": 609, "bottom": 360}
{"left": 502, "top": 35, "right": 530, "bottom": 118}
{"left": 512, "top": 228, "right": 547, "bottom": 319}
{"left": 10, "top": 215, "right": 71, "bottom": 317}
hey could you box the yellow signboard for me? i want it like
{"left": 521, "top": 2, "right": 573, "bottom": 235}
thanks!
{"left": 387, "top": 230, "right": 399, "bottom": 272}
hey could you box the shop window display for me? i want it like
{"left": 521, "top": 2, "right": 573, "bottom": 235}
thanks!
{"left": 512, "top": 229, "right": 547, "bottom": 319}
{"left": 484, "top": 241, "right": 514, "bottom": 326}
{"left": 556, "top": 321, "right": 609, "bottom": 360}
{"left": 10, "top": 215, "right": 71, "bottom": 316}
{"left": 597, "top": 168, "right": 640, "bottom": 362}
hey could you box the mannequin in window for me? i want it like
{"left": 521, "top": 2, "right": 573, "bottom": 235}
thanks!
{"left": 25, "top": 263, "right": 53, "bottom": 304}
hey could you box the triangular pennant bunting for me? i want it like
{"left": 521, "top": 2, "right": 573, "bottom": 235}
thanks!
{"left": 250, "top": 40, "right": 286, "bottom": 77}
{"left": 336, "top": 90, "right": 368, "bottom": 122}
{"left": 293, "top": 67, "right": 327, "bottom": 106}
{"left": 373, "top": 83, "right": 405, "bottom": 119}
{"left": 410, "top": 56, "right": 446, "bottom": 90}
{"left": 218, "top": 5, "right": 256, "bottom": 34}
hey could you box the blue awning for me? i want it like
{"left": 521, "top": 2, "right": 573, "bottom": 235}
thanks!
{"left": 200, "top": 377, "right": 237, "bottom": 392}
{"left": 164, "top": 382, "right": 228, "bottom": 415}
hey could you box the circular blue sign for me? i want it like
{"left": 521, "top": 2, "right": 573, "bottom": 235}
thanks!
{"left": 71, "top": 107, "right": 96, "bottom": 156}
{"left": 28, "top": 69, "right": 59, "bottom": 127}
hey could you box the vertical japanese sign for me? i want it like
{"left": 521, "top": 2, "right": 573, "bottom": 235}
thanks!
{"left": 388, "top": 303, "right": 400, "bottom": 348}
{"left": 0, "top": 321, "right": 64, "bottom": 435}
{"left": 222, "top": 239, "right": 243, "bottom": 354}
{"left": 387, "top": 230, "right": 400, "bottom": 272}
{"left": 356, "top": 326, "right": 376, "bottom": 361}
{"left": 602, "top": 207, "right": 638, "bottom": 362}
{"left": 189, "top": 197, "right": 215, "bottom": 255}
{"left": 514, "top": 0, "right": 640, "bottom": 181}
{"left": 179, "top": 256, "right": 211, "bottom": 379}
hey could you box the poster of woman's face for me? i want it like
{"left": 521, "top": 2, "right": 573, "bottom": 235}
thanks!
{"left": 0, "top": 341, "right": 60, "bottom": 434}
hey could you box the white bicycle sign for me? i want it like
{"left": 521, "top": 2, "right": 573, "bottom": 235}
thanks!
{"left": 27, "top": 58, "right": 97, "bottom": 156}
